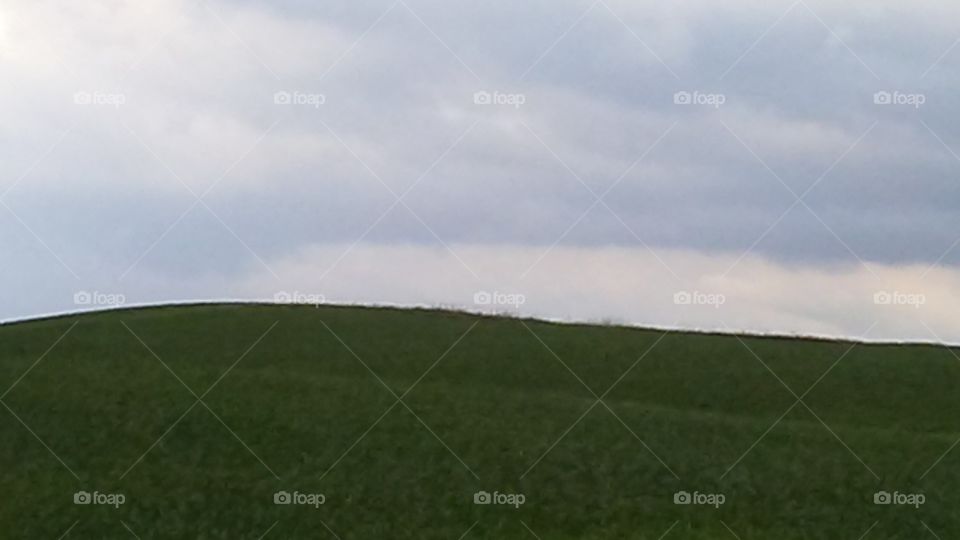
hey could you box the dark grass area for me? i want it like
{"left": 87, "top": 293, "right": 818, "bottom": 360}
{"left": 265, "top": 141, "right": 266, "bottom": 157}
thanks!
{"left": 0, "top": 304, "right": 957, "bottom": 538}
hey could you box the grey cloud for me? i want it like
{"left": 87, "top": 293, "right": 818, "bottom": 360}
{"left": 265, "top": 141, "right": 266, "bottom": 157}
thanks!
{"left": 5, "top": 0, "right": 960, "bottom": 324}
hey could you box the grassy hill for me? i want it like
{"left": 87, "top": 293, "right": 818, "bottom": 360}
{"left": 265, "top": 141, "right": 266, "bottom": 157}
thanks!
{"left": 0, "top": 303, "right": 957, "bottom": 539}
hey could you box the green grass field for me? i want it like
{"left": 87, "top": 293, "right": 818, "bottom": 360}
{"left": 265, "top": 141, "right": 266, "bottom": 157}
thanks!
{"left": 1, "top": 304, "right": 957, "bottom": 538}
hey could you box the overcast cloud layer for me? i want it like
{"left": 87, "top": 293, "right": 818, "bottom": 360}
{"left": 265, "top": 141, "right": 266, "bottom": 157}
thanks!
{"left": 3, "top": 0, "right": 960, "bottom": 341}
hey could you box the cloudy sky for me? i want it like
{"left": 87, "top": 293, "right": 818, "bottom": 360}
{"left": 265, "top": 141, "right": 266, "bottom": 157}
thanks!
{"left": 3, "top": 0, "right": 960, "bottom": 342}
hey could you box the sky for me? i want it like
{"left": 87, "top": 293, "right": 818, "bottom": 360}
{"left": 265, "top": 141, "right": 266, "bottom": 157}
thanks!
{"left": 3, "top": 0, "right": 960, "bottom": 342}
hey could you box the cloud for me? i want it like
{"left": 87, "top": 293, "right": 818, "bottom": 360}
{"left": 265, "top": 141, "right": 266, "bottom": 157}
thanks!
{"left": 4, "top": 0, "right": 960, "bottom": 339}
{"left": 233, "top": 242, "right": 960, "bottom": 343}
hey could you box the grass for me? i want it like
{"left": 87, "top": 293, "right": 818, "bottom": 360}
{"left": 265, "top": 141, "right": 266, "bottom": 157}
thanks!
{"left": 0, "top": 303, "right": 958, "bottom": 539}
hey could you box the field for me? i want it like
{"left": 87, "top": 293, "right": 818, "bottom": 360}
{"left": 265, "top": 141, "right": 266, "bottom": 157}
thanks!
{"left": 0, "top": 304, "right": 958, "bottom": 538}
